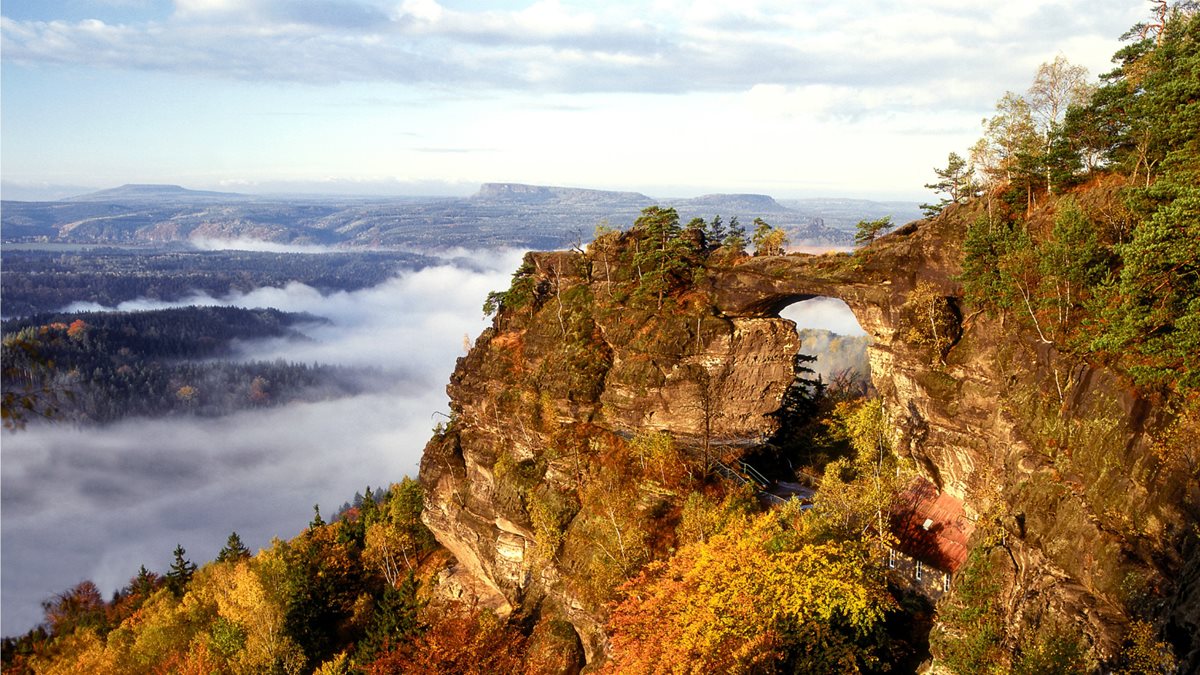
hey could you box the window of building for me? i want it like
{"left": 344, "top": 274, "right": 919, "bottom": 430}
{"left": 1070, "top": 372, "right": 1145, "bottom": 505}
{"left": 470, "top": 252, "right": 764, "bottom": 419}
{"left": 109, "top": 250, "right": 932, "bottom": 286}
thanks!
{"left": 888, "top": 548, "right": 896, "bottom": 569}
{"left": 943, "top": 573, "right": 951, "bottom": 592}
{"left": 915, "top": 560, "right": 923, "bottom": 582}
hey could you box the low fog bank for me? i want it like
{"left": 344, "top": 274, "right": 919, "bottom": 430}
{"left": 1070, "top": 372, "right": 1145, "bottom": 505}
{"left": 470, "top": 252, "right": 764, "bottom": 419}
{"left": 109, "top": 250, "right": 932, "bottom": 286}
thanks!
{"left": 188, "top": 237, "right": 338, "bottom": 254}
{"left": 780, "top": 297, "right": 867, "bottom": 337}
{"left": 1, "top": 249, "right": 526, "bottom": 634}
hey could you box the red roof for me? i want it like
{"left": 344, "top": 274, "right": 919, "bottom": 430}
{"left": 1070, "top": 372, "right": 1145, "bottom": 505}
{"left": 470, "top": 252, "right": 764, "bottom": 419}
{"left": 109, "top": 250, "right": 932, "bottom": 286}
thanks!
{"left": 889, "top": 478, "right": 975, "bottom": 573}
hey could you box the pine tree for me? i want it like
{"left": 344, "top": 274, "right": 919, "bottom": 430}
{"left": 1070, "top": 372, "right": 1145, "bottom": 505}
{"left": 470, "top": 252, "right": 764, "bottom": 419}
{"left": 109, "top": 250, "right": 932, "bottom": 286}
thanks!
{"left": 631, "top": 206, "right": 696, "bottom": 308}
{"left": 217, "top": 531, "right": 251, "bottom": 563}
{"left": 130, "top": 565, "right": 158, "bottom": 596}
{"left": 165, "top": 544, "right": 197, "bottom": 596}
{"left": 921, "top": 152, "right": 974, "bottom": 216}
{"left": 854, "top": 217, "right": 894, "bottom": 248}
{"left": 722, "top": 216, "right": 747, "bottom": 256}
{"left": 704, "top": 214, "right": 727, "bottom": 251}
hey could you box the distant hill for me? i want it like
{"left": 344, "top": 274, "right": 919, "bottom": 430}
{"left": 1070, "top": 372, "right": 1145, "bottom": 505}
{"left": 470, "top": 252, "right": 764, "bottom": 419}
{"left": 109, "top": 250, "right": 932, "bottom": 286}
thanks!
{"left": 66, "top": 184, "right": 249, "bottom": 203}
{"left": 680, "top": 193, "right": 790, "bottom": 214}
{"left": 473, "top": 183, "right": 654, "bottom": 206}
{"left": 2, "top": 182, "right": 921, "bottom": 250}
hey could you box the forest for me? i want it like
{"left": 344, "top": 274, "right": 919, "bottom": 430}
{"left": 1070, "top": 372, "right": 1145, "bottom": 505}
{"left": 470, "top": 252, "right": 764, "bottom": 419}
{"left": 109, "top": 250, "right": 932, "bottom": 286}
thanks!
{"left": 2, "top": 6, "right": 1197, "bottom": 674}
{"left": 0, "top": 249, "right": 435, "bottom": 318}
{"left": 1, "top": 306, "right": 371, "bottom": 426}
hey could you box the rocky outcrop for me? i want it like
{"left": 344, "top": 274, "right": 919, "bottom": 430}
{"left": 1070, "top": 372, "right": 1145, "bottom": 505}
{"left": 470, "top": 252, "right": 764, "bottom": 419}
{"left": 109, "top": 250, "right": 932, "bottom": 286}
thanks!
{"left": 419, "top": 206, "right": 1198, "bottom": 669}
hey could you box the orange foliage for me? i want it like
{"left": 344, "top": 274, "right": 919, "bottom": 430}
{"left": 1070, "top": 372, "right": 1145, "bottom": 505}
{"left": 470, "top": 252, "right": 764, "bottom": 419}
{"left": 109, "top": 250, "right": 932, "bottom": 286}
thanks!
{"left": 66, "top": 319, "right": 88, "bottom": 340}
{"left": 364, "top": 604, "right": 526, "bottom": 675}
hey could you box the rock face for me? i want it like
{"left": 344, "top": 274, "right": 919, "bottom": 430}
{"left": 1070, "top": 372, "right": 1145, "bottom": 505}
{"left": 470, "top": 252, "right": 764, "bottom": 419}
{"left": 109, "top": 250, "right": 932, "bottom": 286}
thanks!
{"left": 419, "top": 209, "right": 1198, "bottom": 669}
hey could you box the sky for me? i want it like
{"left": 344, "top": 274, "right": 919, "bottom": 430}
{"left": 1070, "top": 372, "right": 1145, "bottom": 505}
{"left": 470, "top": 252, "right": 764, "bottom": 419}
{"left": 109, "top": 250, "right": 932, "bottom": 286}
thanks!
{"left": 1, "top": 0, "right": 1149, "bottom": 201}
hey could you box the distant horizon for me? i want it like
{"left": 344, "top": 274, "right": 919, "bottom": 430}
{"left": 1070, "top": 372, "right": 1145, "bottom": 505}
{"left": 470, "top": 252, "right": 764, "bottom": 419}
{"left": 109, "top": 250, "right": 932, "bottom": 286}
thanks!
{"left": 2, "top": 2, "right": 1147, "bottom": 208}
{"left": 0, "top": 178, "right": 927, "bottom": 204}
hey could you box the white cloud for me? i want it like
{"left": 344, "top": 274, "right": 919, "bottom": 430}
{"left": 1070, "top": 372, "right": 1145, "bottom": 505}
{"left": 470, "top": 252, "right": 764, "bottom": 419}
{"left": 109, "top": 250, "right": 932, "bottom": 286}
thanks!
{"left": 174, "top": 0, "right": 242, "bottom": 15}
{"left": 0, "top": 1, "right": 1146, "bottom": 98}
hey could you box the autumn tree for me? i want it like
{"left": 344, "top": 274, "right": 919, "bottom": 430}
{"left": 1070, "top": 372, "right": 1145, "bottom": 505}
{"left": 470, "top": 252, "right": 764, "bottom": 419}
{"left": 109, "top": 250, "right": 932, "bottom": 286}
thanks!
{"left": 978, "top": 91, "right": 1043, "bottom": 214}
{"left": 364, "top": 604, "right": 525, "bottom": 675}
{"left": 810, "top": 398, "right": 904, "bottom": 548}
{"left": 607, "top": 505, "right": 895, "bottom": 674}
{"left": 1116, "top": 620, "right": 1178, "bottom": 674}
{"left": 41, "top": 580, "right": 107, "bottom": 637}
{"left": 900, "top": 281, "right": 961, "bottom": 362}
{"left": 363, "top": 522, "right": 415, "bottom": 588}
{"left": 751, "top": 218, "right": 788, "bottom": 256}
{"left": 1028, "top": 56, "right": 1093, "bottom": 193}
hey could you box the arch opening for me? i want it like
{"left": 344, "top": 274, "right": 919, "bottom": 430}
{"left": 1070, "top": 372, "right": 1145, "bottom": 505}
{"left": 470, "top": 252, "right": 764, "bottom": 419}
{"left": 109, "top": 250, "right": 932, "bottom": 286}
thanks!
{"left": 778, "top": 296, "right": 872, "bottom": 395}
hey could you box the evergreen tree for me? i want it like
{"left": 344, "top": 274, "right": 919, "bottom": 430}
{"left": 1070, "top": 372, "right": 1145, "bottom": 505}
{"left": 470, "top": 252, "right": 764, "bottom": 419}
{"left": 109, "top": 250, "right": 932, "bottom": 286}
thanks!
{"left": 854, "top": 216, "right": 894, "bottom": 248}
{"left": 1088, "top": 10, "right": 1200, "bottom": 390}
{"left": 217, "top": 531, "right": 251, "bottom": 563}
{"left": 130, "top": 565, "right": 158, "bottom": 596}
{"left": 631, "top": 206, "right": 697, "bottom": 308}
{"left": 722, "top": 216, "right": 747, "bottom": 256}
{"left": 165, "top": 544, "right": 197, "bottom": 596}
{"left": 704, "top": 214, "right": 727, "bottom": 251}
{"left": 356, "top": 572, "right": 423, "bottom": 662}
{"left": 310, "top": 504, "right": 326, "bottom": 530}
{"left": 921, "top": 152, "right": 974, "bottom": 216}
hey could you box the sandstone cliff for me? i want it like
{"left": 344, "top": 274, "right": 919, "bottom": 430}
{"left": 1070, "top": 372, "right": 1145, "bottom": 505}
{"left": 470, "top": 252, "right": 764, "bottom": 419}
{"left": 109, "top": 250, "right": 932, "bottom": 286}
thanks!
{"left": 419, "top": 207, "right": 1198, "bottom": 670}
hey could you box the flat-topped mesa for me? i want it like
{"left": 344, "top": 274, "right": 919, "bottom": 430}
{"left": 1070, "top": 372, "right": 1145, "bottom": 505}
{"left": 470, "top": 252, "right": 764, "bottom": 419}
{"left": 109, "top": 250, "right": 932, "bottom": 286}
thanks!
{"left": 418, "top": 208, "right": 1194, "bottom": 667}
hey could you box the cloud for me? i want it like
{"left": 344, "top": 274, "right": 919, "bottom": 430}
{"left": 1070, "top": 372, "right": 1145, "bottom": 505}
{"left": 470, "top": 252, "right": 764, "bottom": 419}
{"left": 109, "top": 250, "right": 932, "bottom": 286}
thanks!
{"left": 0, "top": 0, "right": 1145, "bottom": 105}
{"left": 0, "top": 250, "right": 525, "bottom": 634}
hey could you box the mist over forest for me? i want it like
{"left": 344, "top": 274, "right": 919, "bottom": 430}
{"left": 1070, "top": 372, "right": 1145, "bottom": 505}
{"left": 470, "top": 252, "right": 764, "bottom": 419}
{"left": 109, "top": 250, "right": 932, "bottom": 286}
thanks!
{"left": 1, "top": 249, "right": 524, "bottom": 632}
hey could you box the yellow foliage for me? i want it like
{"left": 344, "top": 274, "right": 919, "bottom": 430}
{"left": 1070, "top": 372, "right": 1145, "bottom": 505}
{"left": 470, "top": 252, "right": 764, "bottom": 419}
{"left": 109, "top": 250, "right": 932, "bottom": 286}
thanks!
{"left": 608, "top": 510, "right": 895, "bottom": 674}
{"left": 364, "top": 521, "right": 415, "bottom": 587}
{"left": 188, "top": 554, "right": 305, "bottom": 674}
{"left": 29, "top": 630, "right": 114, "bottom": 675}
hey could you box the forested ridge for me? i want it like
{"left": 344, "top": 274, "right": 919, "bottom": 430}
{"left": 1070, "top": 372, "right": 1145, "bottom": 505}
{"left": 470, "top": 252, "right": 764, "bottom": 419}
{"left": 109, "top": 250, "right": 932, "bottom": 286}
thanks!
{"left": 1, "top": 306, "right": 369, "bottom": 426}
{"left": 0, "top": 249, "right": 434, "bottom": 317}
{"left": 3, "top": 7, "right": 1198, "bottom": 674}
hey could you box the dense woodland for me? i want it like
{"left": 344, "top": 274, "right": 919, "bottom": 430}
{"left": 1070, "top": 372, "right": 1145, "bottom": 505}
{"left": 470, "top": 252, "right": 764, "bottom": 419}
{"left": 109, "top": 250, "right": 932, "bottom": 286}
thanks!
{"left": 1, "top": 306, "right": 370, "bottom": 426}
{"left": 0, "top": 249, "right": 434, "bottom": 317}
{"left": 926, "top": 6, "right": 1199, "bottom": 395}
{"left": 3, "top": 7, "right": 1198, "bottom": 674}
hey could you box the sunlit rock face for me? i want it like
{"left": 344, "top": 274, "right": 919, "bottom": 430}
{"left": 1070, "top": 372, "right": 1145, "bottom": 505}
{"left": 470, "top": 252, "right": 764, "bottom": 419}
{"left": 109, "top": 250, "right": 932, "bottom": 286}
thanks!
{"left": 420, "top": 209, "right": 1197, "bottom": 668}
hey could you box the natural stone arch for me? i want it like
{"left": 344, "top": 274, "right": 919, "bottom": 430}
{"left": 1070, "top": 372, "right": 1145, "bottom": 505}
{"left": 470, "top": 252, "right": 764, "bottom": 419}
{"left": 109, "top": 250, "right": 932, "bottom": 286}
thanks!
{"left": 708, "top": 254, "right": 890, "bottom": 338}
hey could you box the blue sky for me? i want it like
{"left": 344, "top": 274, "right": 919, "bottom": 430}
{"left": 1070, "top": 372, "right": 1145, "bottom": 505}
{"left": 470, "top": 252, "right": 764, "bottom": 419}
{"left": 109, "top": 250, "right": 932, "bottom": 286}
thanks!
{"left": 2, "top": 0, "right": 1148, "bottom": 200}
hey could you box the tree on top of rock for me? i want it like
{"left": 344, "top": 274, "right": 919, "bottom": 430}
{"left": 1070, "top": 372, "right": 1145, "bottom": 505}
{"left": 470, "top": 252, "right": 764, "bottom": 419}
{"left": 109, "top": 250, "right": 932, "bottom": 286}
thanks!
{"left": 631, "top": 206, "right": 699, "bottom": 308}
